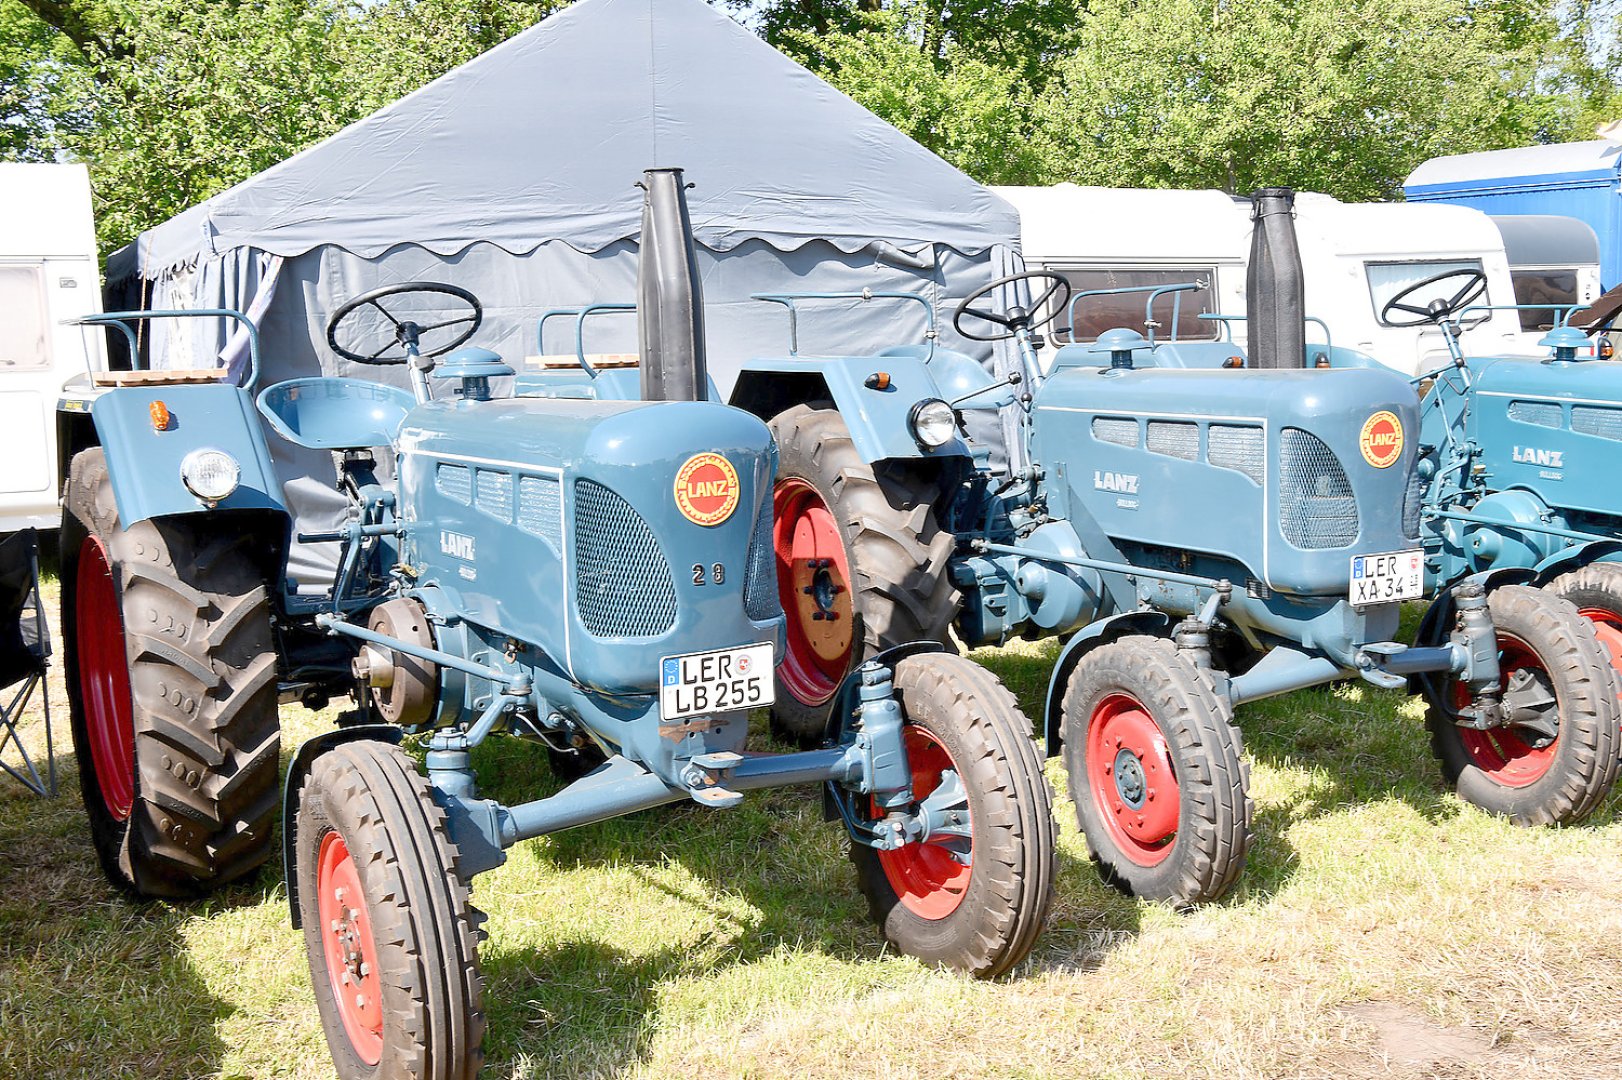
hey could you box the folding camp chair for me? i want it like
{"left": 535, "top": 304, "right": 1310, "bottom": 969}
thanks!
{"left": 0, "top": 528, "right": 55, "bottom": 797}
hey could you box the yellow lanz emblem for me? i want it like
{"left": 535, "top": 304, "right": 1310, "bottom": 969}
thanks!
{"left": 1359, "top": 411, "right": 1404, "bottom": 468}
{"left": 674, "top": 453, "right": 740, "bottom": 527}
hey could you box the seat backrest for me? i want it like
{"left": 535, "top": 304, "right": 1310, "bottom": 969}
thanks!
{"left": 0, "top": 529, "right": 46, "bottom": 688}
{"left": 256, "top": 378, "right": 416, "bottom": 450}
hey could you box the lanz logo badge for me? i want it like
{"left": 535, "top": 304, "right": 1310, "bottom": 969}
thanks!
{"left": 1359, "top": 411, "right": 1404, "bottom": 468}
{"left": 675, "top": 453, "right": 740, "bottom": 527}
{"left": 1512, "top": 446, "right": 1564, "bottom": 468}
{"left": 440, "top": 530, "right": 475, "bottom": 560}
{"left": 1093, "top": 471, "right": 1139, "bottom": 494}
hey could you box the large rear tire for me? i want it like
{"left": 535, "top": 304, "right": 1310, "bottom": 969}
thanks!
{"left": 1061, "top": 636, "right": 1252, "bottom": 907}
{"left": 61, "top": 448, "right": 280, "bottom": 897}
{"left": 295, "top": 740, "right": 485, "bottom": 1080}
{"left": 850, "top": 653, "right": 1056, "bottom": 978}
{"left": 1427, "top": 584, "right": 1620, "bottom": 825}
{"left": 766, "top": 404, "right": 959, "bottom": 744}
{"left": 1545, "top": 562, "right": 1622, "bottom": 681}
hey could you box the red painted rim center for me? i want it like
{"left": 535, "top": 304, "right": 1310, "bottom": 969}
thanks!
{"left": 1578, "top": 607, "right": 1622, "bottom": 680}
{"left": 1086, "top": 692, "right": 1180, "bottom": 867}
{"left": 317, "top": 830, "right": 384, "bottom": 1066}
{"left": 75, "top": 537, "right": 135, "bottom": 821}
{"left": 1455, "top": 633, "right": 1558, "bottom": 788}
{"left": 773, "top": 478, "right": 854, "bottom": 707}
{"left": 875, "top": 725, "right": 973, "bottom": 919}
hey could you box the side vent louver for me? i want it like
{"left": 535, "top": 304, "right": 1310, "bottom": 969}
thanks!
{"left": 436, "top": 463, "right": 472, "bottom": 505}
{"left": 1572, "top": 405, "right": 1622, "bottom": 441}
{"left": 1508, "top": 400, "right": 1562, "bottom": 429}
{"left": 1146, "top": 420, "right": 1199, "bottom": 461}
{"left": 517, "top": 475, "right": 563, "bottom": 551}
{"left": 742, "top": 490, "right": 780, "bottom": 622}
{"left": 476, "top": 469, "right": 513, "bottom": 522}
{"left": 1092, "top": 417, "right": 1139, "bottom": 447}
{"left": 1208, "top": 424, "right": 1265, "bottom": 483}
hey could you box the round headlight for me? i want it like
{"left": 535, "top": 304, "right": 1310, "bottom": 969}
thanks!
{"left": 908, "top": 398, "right": 957, "bottom": 448}
{"left": 180, "top": 448, "right": 241, "bottom": 503}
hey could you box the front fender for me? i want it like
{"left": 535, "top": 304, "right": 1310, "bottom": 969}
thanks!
{"left": 1042, "top": 611, "right": 1172, "bottom": 755}
{"left": 92, "top": 384, "right": 285, "bottom": 525}
{"left": 283, "top": 724, "right": 405, "bottom": 926}
{"left": 732, "top": 355, "right": 973, "bottom": 464}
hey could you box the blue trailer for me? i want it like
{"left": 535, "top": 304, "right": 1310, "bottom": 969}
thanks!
{"left": 1405, "top": 141, "right": 1622, "bottom": 289}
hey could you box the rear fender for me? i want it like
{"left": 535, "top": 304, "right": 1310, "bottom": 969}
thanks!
{"left": 1042, "top": 610, "right": 1172, "bottom": 755}
{"left": 731, "top": 356, "right": 973, "bottom": 464}
{"left": 91, "top": 383, "right": 285, "bottom": 525}
{"left": 283, "top": 724, "right": 405, "bottom": 926}
{"left": 1531, "top": 540, "right": 1622, "bottom": 583}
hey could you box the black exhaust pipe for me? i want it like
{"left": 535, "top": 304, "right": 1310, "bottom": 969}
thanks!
{"left": 1246, "top": 187, "right": 1306, "bottom": 370}
{"left": 637, "top": 167, "right": 707, "bottom": 402}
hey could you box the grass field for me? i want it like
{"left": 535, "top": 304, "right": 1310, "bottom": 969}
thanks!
{"left": 2, "top": 576, "right": 1621, "bottom": 1080}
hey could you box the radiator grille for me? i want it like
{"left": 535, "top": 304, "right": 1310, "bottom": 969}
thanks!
{"left": 1403, "top": 465, "right": 1424, "bottom": 539}
{"left": 1092, "top": 417, "right": 1139, "bottom": 447}
{"left": 476, "top": 470, "right": 513, "bottom": 522}
{"left": 742, "top": 490, "right": 781, "bottom": 622}
{"left": 1279, "top": 428, "right": 1358, "bottom": 549}
{"left": 436, "top": 463, "right": 472, "bottom": 505}
{"left": 573, "top": 480, "right": 678, "bottom": 638}
{"left": 517, "top": 475, "right": 563, "bottom": 550}
{"left": 1507, "top": 400, "right": 1563, "bottom": 429}
{"left": 1572, "top": 404, "right": 1622, "bottom": 441}
{"left": 1208, "top": 424, "right": 1265, "bottom": 483}
{"left": 1146, "top": 420, "right": 1199, "bottom": 460}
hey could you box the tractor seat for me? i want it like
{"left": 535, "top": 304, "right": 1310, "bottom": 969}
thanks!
{"left": 256, "top": 377, "right": 416, "bottom": 450}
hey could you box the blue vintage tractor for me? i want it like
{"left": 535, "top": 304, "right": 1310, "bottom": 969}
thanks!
{"left": 56, "top": 170, "right": 1055, "bottom": 1078}
{"left": 723, "top": 190, "right": 1621, "bottom": 909}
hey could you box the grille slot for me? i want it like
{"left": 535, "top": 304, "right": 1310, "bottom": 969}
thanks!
{"left": 1208, "top": 424, "right": 1265, "bottom": 483}
{"left": 476, "top": 469, "right": 513, "bottom": 522}
{"left": 1092, "top": 417, "right": 1139, "bottom": 447}
{"left": 1572, "top": 404, "right": 1622, "bottom": 441}
{"left": 1508, "top": 400, "right": 1563, "bottom": 429}
{"left": 517, "top": 475, "right": 563, "bottom": 550}
{"left": 573, "top": 479, "right": 678, "bottom": 638}
{"left": 743, "top": 490, "right": 780, "bottom": 622}
{"left": 1403, "top": 465, "right": 1424, "bottom": 539}
{"left": 436, "top": 463, "right": 472, "bottom": 505}
{"left": 1279, "top": 428, "right": 1358, "bottom": 549}
{"left": 1146, "top": 420, "right": 1199, "bottom": 460}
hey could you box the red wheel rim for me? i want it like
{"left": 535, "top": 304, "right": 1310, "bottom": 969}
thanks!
{"left": 1578, "top": 607, "right": 1622, "bottom": 679}
{"left": 1454, "top": 633, "right": 1558, "bottom": 788}
{"left": 1086, "top": 693, "right": 1180, "bottom": 867}
{"left": 773, "top": 478, "right": 855, "bottom": 707}
{"left": 875, "top": 726, "right": 973, "bottom": 919}
{"left": 75, "top": 537, "right": 135, "bottom": 821}
{"left": 317, "top": 831, "right": 384, "bottom": 1066}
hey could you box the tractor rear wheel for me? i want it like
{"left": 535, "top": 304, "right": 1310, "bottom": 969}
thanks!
{"left": 1546, "top": 563, "right": 1622, "bottom": 680}
{"left": 1427, "top": 584, "right": 1620, "bottom": 825}
{"left": 295, "top": 740, "right": 486, "bottom": 1080}
{"left": 1061, "top": 636, "right": 1251, "bottom": 907}
{"left": 61, "top": 448, "right": 280, "bottom": 898}
{"left": 850, "top": 653, "right": 1056, "bottom": 978}
{"left": 766, "top": 404, "right": 959, "bottom": 745}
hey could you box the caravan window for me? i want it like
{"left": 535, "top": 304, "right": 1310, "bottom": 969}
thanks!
{"left": 1509, "top": 269, "right": 1579, "bottom": 331}
{"left": 1365, "top": 260, "right": 1487, "bottom": 327}
{"left": 0, "top": 265, "right": 51, "bottom": 372}
{"left": 1046, "top": 267, "right": 1219, "bottom": 343}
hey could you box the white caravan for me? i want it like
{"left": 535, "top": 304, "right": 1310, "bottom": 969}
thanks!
{"left": 996, "top": 184, "right": 1545, "bottom": 374}
{"left": 1489, "top": 214, "right": 1603, "bottom": 330}
{"left": 0, "top": 163, "right": 105, "bottom": 533}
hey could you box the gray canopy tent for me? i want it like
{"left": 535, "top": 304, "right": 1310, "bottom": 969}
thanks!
{"left": 103, "top": 0, "right": 1022, "bottom": 583}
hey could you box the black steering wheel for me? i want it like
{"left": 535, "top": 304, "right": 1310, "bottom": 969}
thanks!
{"left": 953, "top": 271, "right": 1071, "bottom": 342}
{"left": 1379, "top": 268, "right": 1488, "bottom": 329}
{"left": 326, "top": 281, "right": 484, "bottom": 364}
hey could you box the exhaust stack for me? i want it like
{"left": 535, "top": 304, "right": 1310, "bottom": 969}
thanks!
{"left": 1246, "top": 187, "right": 1306, "bottom": 370}
{"left": 637, "top": 167, "right": 708, "bottom": 402}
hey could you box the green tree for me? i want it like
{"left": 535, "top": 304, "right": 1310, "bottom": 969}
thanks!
{"left": 1, "top": 0, "right": 92, "bottom": 160}
{"left": 1034, "top": 0, "right": 1587, "bottom": 200}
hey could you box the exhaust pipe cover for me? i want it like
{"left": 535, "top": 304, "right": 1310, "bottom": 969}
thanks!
{"left": 637, "top": 167, "right": 708, "bottom": 402}
{"left": 1246, "top": 187, "right": 1307, "bottom": 370}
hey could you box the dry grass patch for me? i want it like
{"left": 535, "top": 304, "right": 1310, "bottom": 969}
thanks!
{"left": 1, "top": 580, "right": 1619, "bottom": 1078}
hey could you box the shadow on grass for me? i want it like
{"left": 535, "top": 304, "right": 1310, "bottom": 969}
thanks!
{"left": 0, "top": 760, "right": 232, "bottom": 1080}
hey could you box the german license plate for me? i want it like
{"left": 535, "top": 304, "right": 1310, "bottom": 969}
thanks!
{"left": 1349, "top": 549, "right": 1424, "bottom": 606}
{"left": 659, "top": 642, "right": 775, "bottom": 720}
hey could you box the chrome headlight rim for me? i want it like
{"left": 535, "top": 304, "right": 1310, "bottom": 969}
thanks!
{"left": 179, "top": 447, "right": 242, "bottom": 504}
{"left": 907, "top": 397, "right": 958, "bottom": 449}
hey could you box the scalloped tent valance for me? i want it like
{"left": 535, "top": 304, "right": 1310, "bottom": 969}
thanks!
{"left": 105, "top": 0, "right": 1019, "bottom": 283}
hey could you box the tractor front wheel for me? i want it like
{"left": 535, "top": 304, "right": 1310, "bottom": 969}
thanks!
{"left": 850, "top": 653, "right": 1056, "bottom": 978}
{"left": 1427, "top": 584, "right": 1620, "bottom": 825}
{"left": 1061, "top": 636, "right": 1252, "bottom": 907}
{"left": 295, "top": 740, "right": 486, "bottom": 1080}
{"left": 61, "top": 448, "right": 280, "bottom": 897}
{"left": 766, "top": 404, "right": 959, "bottom": 745}
{"left": 1546, "top": 563, "right": 1622, "bottom": 680}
